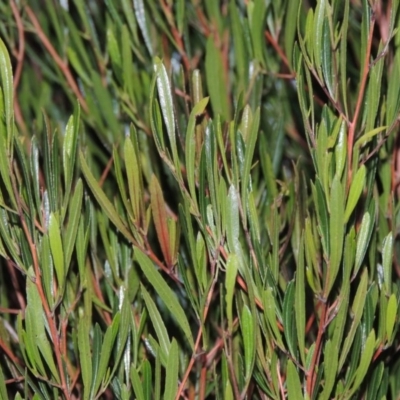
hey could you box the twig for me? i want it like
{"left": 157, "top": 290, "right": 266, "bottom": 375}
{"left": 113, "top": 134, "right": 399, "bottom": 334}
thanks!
{"left": 175, "top": 255, "right": 220, "bottom": 399}
{"left": 25, "top": 6, "right": 88, "bottom": 113}
{"left": 11, "top": 166, "right": 71, "bottom": 399}
{"left": 347, "top": 12, "right": 376, "bottom": 186}
{"left": 306, "top": 300, "right": 328, "bottom": 396}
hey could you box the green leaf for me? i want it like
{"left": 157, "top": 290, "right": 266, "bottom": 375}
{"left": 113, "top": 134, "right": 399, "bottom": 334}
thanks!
{"left": 79, "top": 151, "right": 135, "bottom": 243}
{"left": 241, "top": 305, "right": 255, "bottom": 379}
{"left": 262, "top": 289, "right": 285, "bottom": 349}
{"left": 92, "top": 313, "right": 120, "bottom": 396}
{"left": 0, "top": 41, "right": 16, "bottom": 208}
{"left": 313, "top": 180, "right": 329, "bottom": 257}
{"left": 286, "top": 360, "right": 303, "bottom": 398}
{"left": 63, "top": 179, "right": 83, "bottom": 274}
{"left": 185, "top": 96, "right": 209, "bottom": 207}
{"left": 284, "top": 0, "right": 298, "bottom": 68}
{"left": 225, "top": 254, "right": 238, "bottom": 332}
{"left": 335, "top": 121, "right": 347, "bottom": 179}
{"left": 229, "top": 0, "right": 248, "bottom": 87}
{"left": 0, "top": 38, "right": 13, "bottom": 146}
{"left": 295, "top": 236, "right": 306, "bottom": 365}
{"left": 313, "top": 0, "right": 326, "bottom": 81}
{"left": 321, "top": 340, "right": 338, "bottom": 400}
{"left": 241, "top": 107, "right": 260, "bottom": 227}
{"left": 249, "top": 0, "right": 267, "bottom": 67}
{"left": 135, "top": 249, "right": 194, "bottom": 348}
{"left": 339, "top": 268, "right": 368, "bottom": 369}
{"left": 133, "top": 0, "right": 153, "bottom": 55}
{"left": 90, "top": 71, "right": 120, "bottom": 135}
{"left": 321, "top": 17, "right": 333, "bottom": 97}
{"left": 131, "top": 367, "right": 145, "bottom": 400}
{"left": 340, "top": 0, "right": 350, "bottom": 116}
{"left": 90, "top": 324, "right": 102, "bottom": 398}
{"left": 354, "top": 126, "right": 387, "bottom": 148}
{"left": 283, "top": 281, "right": 297, "bottom": 358}
{"left": 382, "top": 232, "right": 393, "bottom": 294}
{"left": 386, "top": 293, "right": 397, "bottom": 341}
{"left": 125, "top": 126, "right": 144, "bottom": 225}
{"left": 205, "top": 37, "right": 230, "bottom": 121}
{"left": 366, "top": 362, "right": 384, "bottom": 400}
{"left": 150, "top": 174, "right": 172, "bottom": 266}
{"left": 350, "top": 329, "right": 376, "bottom": 395}
{"left": 107, "top": 26, "right": 121, "bottom": 72}
{"left": 154, "top": 57, "right": 179, "bottom": 169}
{"left": 326, "top": 175, "right": 344, "bottom": 296}
{"left": 78, "top": 314, "right": 92, "bottom": 400}
{"left": 49, "top": 213, "right": 65, "bottom": 294}
{"left": 141, "top": 285, "right": 170, "bottom": 359}
{"left": 163, "top": 339, "right": 179, "bottom": 400}
{"left": 26, "top": 278, "right": 59, "bottom": 382}
{"left": 345, "top": 165, "right": 366, "bottom": 222}
{"left": 0, "top": 366, "right": 8, "bottom": 400}
{"left": 62, "top": 105, "right": 80, "bottom": 209}
{"left": 354, "top": 212, "right": 372, "bottom": 277}
{"left": 226, "top": 185, "right": 240, "bottom": 256}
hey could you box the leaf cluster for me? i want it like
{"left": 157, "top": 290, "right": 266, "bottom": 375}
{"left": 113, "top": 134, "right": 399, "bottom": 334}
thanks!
{"left": 0, "top": 0, "right": 400, "bottom": 399}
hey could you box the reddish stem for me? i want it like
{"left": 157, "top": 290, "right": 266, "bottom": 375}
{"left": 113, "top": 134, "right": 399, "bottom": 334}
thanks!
{"left": 25, "top": 6, "right": 88, "bottom": 113}
{"left": 347, "top": 14, "right": 376, "bottom": 186}
{"left": 306, "top": 300, "right": 328, "bottom": 396}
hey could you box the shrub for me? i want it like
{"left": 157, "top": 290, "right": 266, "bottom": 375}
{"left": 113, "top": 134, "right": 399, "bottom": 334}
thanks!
{"left": 0, "top": 0, "right": 399, "bottom": 399}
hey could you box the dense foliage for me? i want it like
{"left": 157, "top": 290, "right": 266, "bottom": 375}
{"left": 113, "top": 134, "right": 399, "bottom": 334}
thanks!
{"left": 0, "top": 0, "right": 400, "bottom": 398}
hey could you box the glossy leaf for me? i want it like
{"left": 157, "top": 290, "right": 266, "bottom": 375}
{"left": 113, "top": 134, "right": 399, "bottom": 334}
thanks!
{"left": 154, "top": 58, "right": 178, "bottom": 168}
{"left": 382, "top": 232, "right": 393, "bottom": 294}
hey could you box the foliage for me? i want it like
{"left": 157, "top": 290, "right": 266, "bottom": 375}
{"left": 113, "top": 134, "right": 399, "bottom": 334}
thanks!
{"left": 0, "top": 0, "right": 400, "bottom": 398}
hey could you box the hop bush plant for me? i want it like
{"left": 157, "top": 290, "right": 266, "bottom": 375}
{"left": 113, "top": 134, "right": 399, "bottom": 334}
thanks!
{"left": 0, "top": 0, "right": 400, "bottom": 398}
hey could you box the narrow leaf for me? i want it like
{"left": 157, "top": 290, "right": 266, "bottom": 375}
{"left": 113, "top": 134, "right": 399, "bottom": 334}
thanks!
{"left": 135, "top": 249, "right": 194, "bottom": 348}
{"left": 49, "top": 213, "right": 65, "bottom": 293}
{"left": 382, "top": 232, "right": 393, "bottom": 294}
{"left": 287, "top": 360, "right": 303, "bottom": 398}
{"left": 150, "top": 174, "right": 172, "bottom": 266}
{"left": 345, "top": 165, "right": 366, "bottom": 222}
{"left": 225, "top": 254, "right": 238, "bottom": 332}
{"left": 141, "top": 284, "right": 170, "bottom": 358}
{"left": 241, "top": 305, "right": 255, "bottom": 379}
{"left": 326, "top": 176, "right": 344, "bottom": 296}
{"left": 79, "top": 151, "right": 135, "bottom": 242}
{"left": 163, "top": 339, "right": 179, "bottom": 400}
